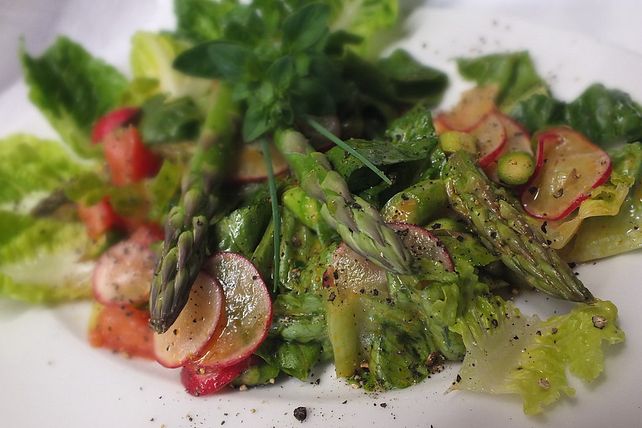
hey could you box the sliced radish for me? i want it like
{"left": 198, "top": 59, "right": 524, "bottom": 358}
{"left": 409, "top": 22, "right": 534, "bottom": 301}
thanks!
{"left": 92, "top": 238, "right": 156, "bottom": 306}
{"left": 88, "top": 304, "right": 155, "bottom": 360}
{"left": 470, "top": 113, "right": 507, "bottom": 168}
{"left": 153, "top": 272, "right": 224, "bottom": 368}
{"left": 438, "top": 86, "right": 498, "bottom": 132}
{"left": 323, "top": 243, "right": 387, "bottom": 296}
{"left": 229, "top": 141, "right": 289, "bottom": 183}
{"left": 197, "top": 253, "right": 272, "bottom": 368}
{"left": 484, "top": 114, "right": 533, "bottom": 181}
{"left": 388, "top": 223, "right": 455, "bottom": 272}
{"left": 181, "top": 358, "right": 251, "bottom": 396}
{"left": 521, "top": 127, "right": 612, "bottom": 221}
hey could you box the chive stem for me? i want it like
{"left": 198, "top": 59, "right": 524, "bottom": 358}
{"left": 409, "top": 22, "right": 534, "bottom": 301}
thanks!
{"left": 260, "top": 139, "right": 281, "bottom": 293}
{"left": 305, "top": 117, "right": 392, "bottom": 185}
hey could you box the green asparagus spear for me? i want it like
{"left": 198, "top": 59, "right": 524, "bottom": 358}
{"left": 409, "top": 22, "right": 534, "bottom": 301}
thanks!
{"left": 282, "top": 186, "right": 338, "bottom": 244}
{"left": 149, "top": 84, "right": 238, "bottom": 333}
{"left": 381, "top": 179, "right": 447, "bottom": 225}
{"left": 443, "top": 151, "right": 593, "bottom": 302}
{"left": 275, "top": 129, "right": 412, "bottom": 274}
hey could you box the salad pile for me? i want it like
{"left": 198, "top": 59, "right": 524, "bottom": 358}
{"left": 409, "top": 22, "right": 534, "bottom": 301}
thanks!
{"left": 2, "top": 0, "right": 641, "bottom": 416}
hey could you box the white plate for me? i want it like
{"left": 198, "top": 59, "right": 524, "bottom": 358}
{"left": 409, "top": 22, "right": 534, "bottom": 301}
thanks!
{"left": 1, "top": 2, "right": 641, "bottom": 427}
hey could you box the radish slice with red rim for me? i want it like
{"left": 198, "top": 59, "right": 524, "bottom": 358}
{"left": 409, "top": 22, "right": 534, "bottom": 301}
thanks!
{"left": 228, "top": 141, "right": 289, "bottom": 183}
{"left": 484, "top": 114, "right": 533, "bottom": 182}
{"left": 181, "top": 358, "right": 251, "bottom": 396}
{"left": 521, "top": 127, "right": 612, "bottom": 221}
{"left": 197, "top": 252, "right": 272, "bottom": 368}
{"left": 153, "top": 272, "right": 224, "bottom": 368}
{"left": 388, "top": 223, "right": 455, "bottom": 272}
{"left": 92, "top": 238, "right": 155, "bottom": 306}
{"left": 323, "top": 243, "right": 388, "bottom": 296}
{"left": 471, "top": 113, "right": 507, "bottom": 168}
{"left": 437, "top": 85, "right": 499, "bottom": 132}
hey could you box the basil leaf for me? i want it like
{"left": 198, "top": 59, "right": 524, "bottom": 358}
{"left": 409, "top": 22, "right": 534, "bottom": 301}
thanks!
{"left": 139, "top": 95, "right": 203, "bottom": 144}
{"left": 243, "top": 101, "right": 271, "bottom": 141}
{"left": 283, "top": 3, "right": 331, "bottom": 52}
{"left": 174, "top": 0, "right": 237, "bottom": 43}
{"left": 173, "top": 40, "right": 253, "bottom": 79}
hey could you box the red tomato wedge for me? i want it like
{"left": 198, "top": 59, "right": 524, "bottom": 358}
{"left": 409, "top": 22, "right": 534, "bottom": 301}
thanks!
{"left": 181, "top": 358, "right": 251, "bottom": 396}
{"left": 521, "top": 127, "right": 612, "bottom": 221}
{"left": 89, "top": 304, "right": 155, "bottom": 360}
{"left": 77, "top": 197, "right": 124, "bottom": 239}
{"left": 92, "top": 107, "right": 140, "bottom": 143}
{"left": 103, "top": 126, "right": 161, "bottom": 186}
{"left": 153, "top": 272, "right": 225, "bottom": 368}
{"left": 484, "top": 114, "right": 533, "bottom": 181}
{"left": 388, "top": 223, "right": 455, "bottom": 272}
{"left": 92, "top": 237, "right": 156, "bottom": 307}
{"left": 470, "top": 113, "right": 507, "bottom": 168}
{"left": 197, "top": 253, "right": 272, "bottom": 369}
{"left": 436, "top": 85, "right": 499, "bottom": 132}
{"left": 228, "top": 141, "right": 289, "bottom": 183}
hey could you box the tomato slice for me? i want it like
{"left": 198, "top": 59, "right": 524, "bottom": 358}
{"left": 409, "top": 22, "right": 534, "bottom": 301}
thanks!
{"left": 88, "top": 304, "right": 155, "bottom": 360}
{"left": 521, "top": 127, "right": 612, "bottom": 221}
{"left": 77, "top": 197, "right": 124, "bottom": 239}
{"left": 92, "top": 107, "right": 140, "bottom": 144}
{"left": 103, "top": 126, "right": 161, "bottom": 186}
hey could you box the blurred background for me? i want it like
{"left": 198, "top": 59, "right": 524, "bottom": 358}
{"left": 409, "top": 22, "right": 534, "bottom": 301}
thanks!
{"left": 0, "top": 0, "right": 640, "bottom": 92}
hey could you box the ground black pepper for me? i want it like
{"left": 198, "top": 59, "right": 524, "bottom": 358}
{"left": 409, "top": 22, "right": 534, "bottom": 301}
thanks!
{"left": 293, "top": 407, "right": 307, "bottom": 422}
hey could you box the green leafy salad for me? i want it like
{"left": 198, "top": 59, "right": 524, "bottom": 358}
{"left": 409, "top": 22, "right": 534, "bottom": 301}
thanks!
{"left": 2, "top": 0, "right": 642, "bottom": 416}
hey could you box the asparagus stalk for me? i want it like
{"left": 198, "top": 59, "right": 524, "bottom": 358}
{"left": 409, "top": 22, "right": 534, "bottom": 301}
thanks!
{"left": 443, "top": 151, "right": 593, "bottom": 302}
{"left": 381, "top": 179, "right": 447, "bottom": 225}
{"left": 275, "top": 129, "right": 411, "bottom": 274}
{"left": 149, "top": 84, "right": 238, "bottom": 333}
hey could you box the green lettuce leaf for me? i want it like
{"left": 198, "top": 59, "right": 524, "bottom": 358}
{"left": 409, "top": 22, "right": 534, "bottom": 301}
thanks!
{"left": 174, "top": 0, "right": 238, "bottom": 43}
{"left": 0, "top": 215, "right": 93, "bottom": 303}
{"left": 457, "top": 51, "right": 549, "bottom": 112}
{"left": 563, "top": 84, "right": 642, "bottom": 146}
{"left": 0, "top": 134, "right": 89, "bottom": 210}
{"left": 130, "top": 31, "right": 212, "bottom": 100}
{"left": 453, "top": 298, "right": 624, "bottom": 414}
{"left": 21, "top": 37, "right": 127, "bottom": 158}
{"left": 327, "top": 0, "right": 398, "bottom": 57}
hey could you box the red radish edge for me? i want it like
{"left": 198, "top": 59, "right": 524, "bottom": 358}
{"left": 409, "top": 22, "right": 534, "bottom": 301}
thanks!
{"left": 153, "top": 272, "right": 225, "bottom": 368}
{"left": 472, "top": 113, "right": 508, "bottom": 168}
{"left": 92, "top": 107, "right": 140, "bottom": 143}
{"left": 196, "top": 252, "right": 273, "bottom": 369}
{"left": 387, "top": 223, "right": 455, "bottom": 272}
{"left": 521, "top": 128, "right": 612, "bottom": 221}
{"left": 92, "top": 238, "right": 155, "bottom": 307}
{"left": 181, "top": 358, "right": 251, "bottom": 396}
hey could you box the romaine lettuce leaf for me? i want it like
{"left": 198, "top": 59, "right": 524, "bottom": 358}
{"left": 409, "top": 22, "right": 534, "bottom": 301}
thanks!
{"left": 457, "top": 51, "right": 549, "bottom": 112}
{"left": 327, "top": 0, "right": 398, "bottom": 57}
{"left": 21, "top": 37, "right": 127, "bottom": 158}
{"left": 544, "top": 142, "right": 642, "bottom": 249}
{"left": 564, "top": 84, "right": 642, "bottom": 146}
{"left": 0, "top": 215, "right": 93, "bottom": 303}
{"left": 174, "top": 0, "right": 238, "bottom": 43}
{"left": 453, "top": 298, "right": 624, "bottom": 414}
{"left": 563, "top": 179, "right": 642, "bottom": 262}
{"left": 0, "top": 134, "right": 89, "bottom": 211}
{"left": 130, "top": 31, "right": 211, "bottom": 100}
